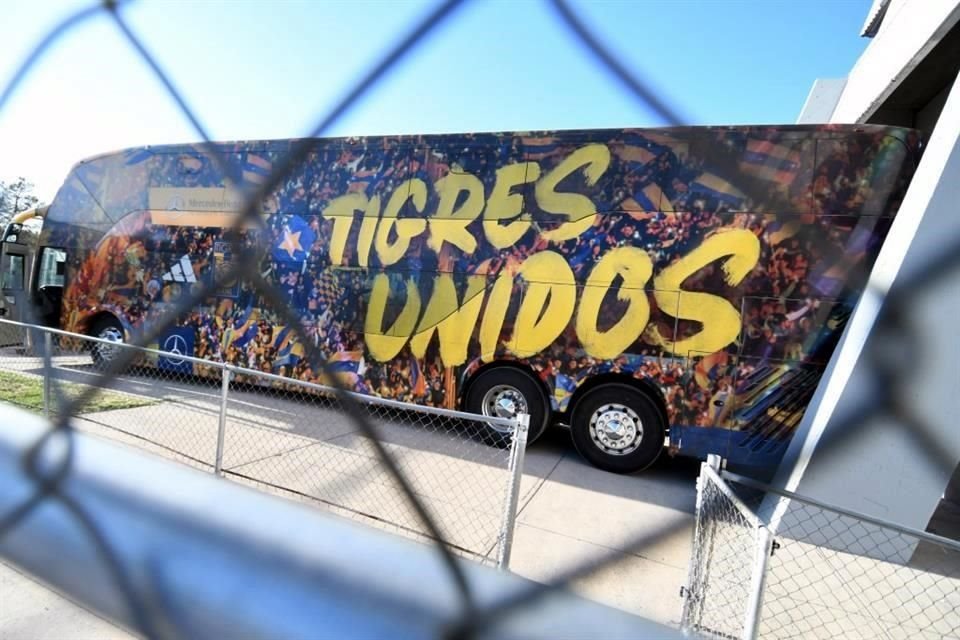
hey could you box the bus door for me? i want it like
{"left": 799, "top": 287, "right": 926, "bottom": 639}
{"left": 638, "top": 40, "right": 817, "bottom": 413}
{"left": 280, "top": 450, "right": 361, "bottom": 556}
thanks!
{"left": 0, "top": 239, "right": 28, "bottom": 346}
{"left": 0, "top": 241, "right": 28, "bottom": 322}
{"left": 32, "top": 247, "right": 67, "bottom": 328}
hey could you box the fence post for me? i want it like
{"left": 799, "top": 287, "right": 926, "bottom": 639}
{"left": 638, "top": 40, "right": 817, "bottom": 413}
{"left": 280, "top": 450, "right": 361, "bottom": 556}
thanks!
{"left": 680, "top": 463, "right": 710, "bottom": 631}
{"left": 706, "top": 453, "right": 722, "bottom": 471}
{"left": 42, "top": 331, "right": 52, "bottom": 419}
{"left": 214, "top": 365, "right": 231, "bottom": 477}
{"left": 496, "top": 412, "right": 529, "bottom": 571}
{"left": 742, "top": 525, "right": 773, "bottom": 640}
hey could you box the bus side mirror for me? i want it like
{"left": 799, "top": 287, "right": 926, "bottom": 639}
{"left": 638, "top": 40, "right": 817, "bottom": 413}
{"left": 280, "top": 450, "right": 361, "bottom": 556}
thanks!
{"left": 3, "top": 223, "right": 22, "bottom": 243}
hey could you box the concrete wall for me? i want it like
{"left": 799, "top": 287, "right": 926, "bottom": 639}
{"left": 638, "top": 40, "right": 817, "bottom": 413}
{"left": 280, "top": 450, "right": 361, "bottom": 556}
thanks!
{"left": 771, "top": 70, "right": 960, "bottom": 555}
{"left": 795, "top": 79, "right": 846, "bottom": 124}
{"left": 917, "top": 83, "right": 954, "bottom": 132}
{"left": 772, "top": 1, "right": 960, "bottom": 557}
{"left": 830, "top": 0, "right": 960, "bottom": 123}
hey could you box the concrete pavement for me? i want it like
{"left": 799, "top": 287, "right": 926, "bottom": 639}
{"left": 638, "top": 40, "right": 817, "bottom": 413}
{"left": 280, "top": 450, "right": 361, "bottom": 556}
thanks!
{"left": 80, "top": 405, "right": 700, "bottom": 626}
{"left": 0, "top": 560, "right": 131, "bottom": 640}
{"left": 505, "top": 428, "right": 698, "bottom": 626}
{"left": 83, "top": 404, "right": 698, "bottom": 625}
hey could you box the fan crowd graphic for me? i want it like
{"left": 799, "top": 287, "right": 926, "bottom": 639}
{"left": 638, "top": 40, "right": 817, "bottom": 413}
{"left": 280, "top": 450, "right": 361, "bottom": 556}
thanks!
{"left": 39, "top": 125, "right": 917, "bottom": 461}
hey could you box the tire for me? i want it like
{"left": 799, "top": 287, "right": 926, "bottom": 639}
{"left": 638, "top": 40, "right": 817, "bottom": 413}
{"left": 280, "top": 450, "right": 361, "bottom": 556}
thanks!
{"left": 570, "top": 384, "right": 665, "bottom": 474}
{"left": 89, "top": 316, "right": 125, "bottom": 368}
{"left": 464, "top": 367, "right": 551, "bottom": 446}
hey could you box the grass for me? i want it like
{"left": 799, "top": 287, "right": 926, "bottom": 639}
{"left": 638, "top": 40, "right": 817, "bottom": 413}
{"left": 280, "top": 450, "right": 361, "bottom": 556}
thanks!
{"left": 0, "top": 369, "right": 157, "bottom": 415}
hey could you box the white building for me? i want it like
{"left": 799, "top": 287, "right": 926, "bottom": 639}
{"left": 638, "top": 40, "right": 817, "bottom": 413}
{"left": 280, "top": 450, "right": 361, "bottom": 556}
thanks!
{"left": 778, "top": 0, "right": 960, "bottom": 539}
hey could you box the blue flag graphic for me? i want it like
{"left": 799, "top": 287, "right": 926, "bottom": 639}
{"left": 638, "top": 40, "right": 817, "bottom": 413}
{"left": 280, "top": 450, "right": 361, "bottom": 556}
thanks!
{"left": 273, "top": 216, "right": 317, "bottom": 263}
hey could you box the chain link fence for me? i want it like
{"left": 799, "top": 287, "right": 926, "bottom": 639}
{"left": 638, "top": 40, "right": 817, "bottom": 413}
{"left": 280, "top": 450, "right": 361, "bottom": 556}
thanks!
{"left": 0, "top": 1, "right": 702, "bottom": 635}
{"left": 0, "top": 317, "right": 529, "bottom": 567}
{"left": 1, "top": 0, "right": 959, "bottom": 637}
{"left": 682, "top": 463, "right": 960, "bottom": 640}
{"left": 681, "top": 462, "right": 771, "bottom": 640}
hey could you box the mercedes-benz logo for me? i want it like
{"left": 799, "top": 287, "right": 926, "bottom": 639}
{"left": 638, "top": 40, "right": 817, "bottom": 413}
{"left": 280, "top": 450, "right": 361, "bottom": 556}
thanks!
{"left": 163, "top": 334, "right": 189, "bottom": 366}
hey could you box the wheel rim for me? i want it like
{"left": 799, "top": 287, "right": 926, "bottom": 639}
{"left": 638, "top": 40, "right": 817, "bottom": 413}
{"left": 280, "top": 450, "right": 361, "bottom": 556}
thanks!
{"left": 95, "top": 326, "right": 123, "bottom": 363}
{"left": 588, "top": 403, "right": 643, "bottom": 456}
{"left": 480, "top": 384, "right": 528, "bottom": 433}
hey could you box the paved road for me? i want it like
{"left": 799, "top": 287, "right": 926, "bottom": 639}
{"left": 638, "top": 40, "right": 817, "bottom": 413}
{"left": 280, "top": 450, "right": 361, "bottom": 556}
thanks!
{"left": 0, "top": 560, "right": 132, "bottom": 640}
{"left": 0, "top": 350, "right": 700, "bottom": 628}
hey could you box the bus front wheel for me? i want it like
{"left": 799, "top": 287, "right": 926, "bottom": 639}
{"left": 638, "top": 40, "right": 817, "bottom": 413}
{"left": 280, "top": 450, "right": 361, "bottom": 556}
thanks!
{"left": 465, "top": 367, "right": 550, "bottom": 446}
{"left": 570, "top": 384, "right": 664, "bottom": 474}
{"left": 90, "top": 316, "right": 125, "bottom": 368}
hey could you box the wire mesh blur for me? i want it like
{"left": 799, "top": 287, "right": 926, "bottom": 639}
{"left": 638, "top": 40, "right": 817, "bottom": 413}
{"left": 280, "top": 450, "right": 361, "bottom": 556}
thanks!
{"left": 0, "top": 0, "right": 958, "bottom": 638}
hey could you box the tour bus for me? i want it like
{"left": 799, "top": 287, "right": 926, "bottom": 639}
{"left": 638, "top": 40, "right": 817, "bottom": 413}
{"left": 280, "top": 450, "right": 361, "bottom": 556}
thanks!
{"left": 0, "top": 125, "right": 919, "bottom": 474}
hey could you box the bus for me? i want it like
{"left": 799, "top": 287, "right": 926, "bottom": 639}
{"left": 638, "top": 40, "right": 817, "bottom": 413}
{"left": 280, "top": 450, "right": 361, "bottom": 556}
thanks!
{"left": 0, "top": 125, "right": 919, "bottom": 474}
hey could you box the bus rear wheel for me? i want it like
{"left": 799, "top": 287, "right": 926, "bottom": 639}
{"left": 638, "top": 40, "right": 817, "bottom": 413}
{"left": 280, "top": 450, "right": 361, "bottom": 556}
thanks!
{"left": 90, "top": 316, "right": 125, "bottom": 368}
{"left": 465, "top": 367, "right": 550, "bottom": 446}
{"left": 570, "top": 384, "right": 664, "bottom": 474}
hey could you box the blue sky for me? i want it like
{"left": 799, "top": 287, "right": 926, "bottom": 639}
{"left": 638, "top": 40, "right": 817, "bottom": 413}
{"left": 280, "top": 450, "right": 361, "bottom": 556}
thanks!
{"left": 1, "top": 0, "right": 873, "bottom": 201}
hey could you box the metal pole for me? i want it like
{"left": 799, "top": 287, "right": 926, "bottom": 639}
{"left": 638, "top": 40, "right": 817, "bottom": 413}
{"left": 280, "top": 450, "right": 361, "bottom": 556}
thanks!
{"left": 42, "top": 331, "right": 52, "bottom": 419}
{"left": 742, "top": 525, "right": 773, "bottom": 640}
{"left": 214, "top": 365, "right": 230, "bottom": 477}
{"left": 680, "top": 463, "right": 710, "bottom": 632}
{"left": 496, "top": 412, "right": 529, "bottom": 570}
{"left": 706, "top": 453, "right": 722, "bottom": 471}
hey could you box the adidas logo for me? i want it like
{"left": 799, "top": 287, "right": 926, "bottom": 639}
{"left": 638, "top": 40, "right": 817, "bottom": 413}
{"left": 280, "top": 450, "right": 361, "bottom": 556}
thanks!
{"left": 161, "top": 255, "right": 197, "bottom": 283}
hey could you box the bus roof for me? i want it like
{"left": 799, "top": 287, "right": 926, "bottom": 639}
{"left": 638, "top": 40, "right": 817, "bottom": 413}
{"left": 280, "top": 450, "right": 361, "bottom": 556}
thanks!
{"left": 65, "top": 123, "right": 915, "bottom": 169}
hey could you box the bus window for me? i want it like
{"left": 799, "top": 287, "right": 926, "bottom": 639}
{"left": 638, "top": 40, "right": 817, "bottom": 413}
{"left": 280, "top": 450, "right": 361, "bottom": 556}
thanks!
{"left": 38, "top": 248, "right": 67, "bottom": 288}
{"left": 1, "top": 254, "right": 24, "bottom": 290}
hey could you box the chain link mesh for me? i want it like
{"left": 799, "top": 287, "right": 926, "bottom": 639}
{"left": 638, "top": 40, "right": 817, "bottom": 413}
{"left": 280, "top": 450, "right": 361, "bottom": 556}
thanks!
{"left": 220, "top": 370, "right": 518, "bottom": 561}
{"left": 760, "top": 494, "right": 960, "bottom": 640}
{"left": 682, "top": 465, "right": 762, "bottom": 639}
{"left": 683, "top": 469, "right": 960, "bottom": 640}
{"left": 0, "top": 318, "right": 520, "bottom": 564}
